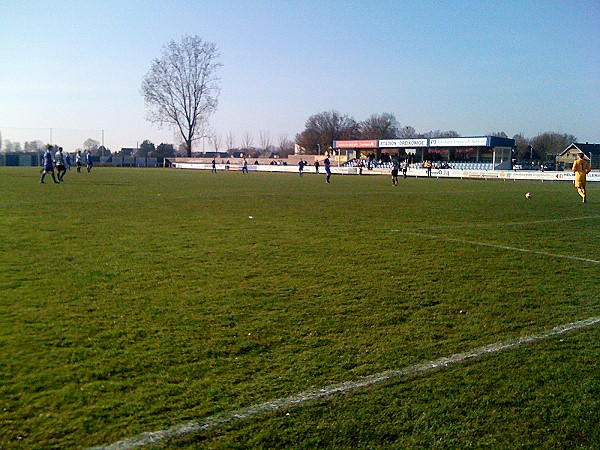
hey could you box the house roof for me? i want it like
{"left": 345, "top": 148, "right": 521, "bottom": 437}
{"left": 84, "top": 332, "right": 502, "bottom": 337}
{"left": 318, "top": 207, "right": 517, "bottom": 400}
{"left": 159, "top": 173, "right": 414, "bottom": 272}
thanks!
{"left": 559, "top": 143, "right": 600, "bottom": 157}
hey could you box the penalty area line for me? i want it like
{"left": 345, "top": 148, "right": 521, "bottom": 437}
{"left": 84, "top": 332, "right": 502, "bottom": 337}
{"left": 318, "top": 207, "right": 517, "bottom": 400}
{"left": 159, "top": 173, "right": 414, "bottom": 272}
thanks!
{"left": 398, "top": 214, "right": 600, "bottom": 232}
{"left": 396, "top": 231, "right": 600, "bottom": 265}
{"left": 92, "top": 316, "right": 600, "bottom": 450}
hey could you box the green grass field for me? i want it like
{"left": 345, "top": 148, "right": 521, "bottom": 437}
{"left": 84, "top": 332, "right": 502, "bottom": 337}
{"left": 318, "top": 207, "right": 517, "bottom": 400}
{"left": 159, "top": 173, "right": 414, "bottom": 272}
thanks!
{"left": 1, "top": 166, "right": 598, "bottom": 449}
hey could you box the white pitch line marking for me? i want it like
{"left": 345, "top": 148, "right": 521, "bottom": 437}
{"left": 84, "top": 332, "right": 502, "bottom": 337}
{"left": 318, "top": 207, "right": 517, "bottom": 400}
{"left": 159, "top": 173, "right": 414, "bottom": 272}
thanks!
{"left": 92, "top": 316, "right": 600, "bottom": 450}
{"left": 401, "top": 232, "right": 600, "bottom": 265}
{"left": 398, "top": 215, "right": 600, "bottom": 231}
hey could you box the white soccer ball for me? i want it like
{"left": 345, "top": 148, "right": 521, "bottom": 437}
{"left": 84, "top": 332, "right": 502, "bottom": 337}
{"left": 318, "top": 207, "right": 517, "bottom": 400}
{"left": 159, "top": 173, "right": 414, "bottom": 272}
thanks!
{"left": 525, "top": 192, "right": 532, "bottom": 198}
{"left": 248, "top": 216, "right": 254, "bottom": 219}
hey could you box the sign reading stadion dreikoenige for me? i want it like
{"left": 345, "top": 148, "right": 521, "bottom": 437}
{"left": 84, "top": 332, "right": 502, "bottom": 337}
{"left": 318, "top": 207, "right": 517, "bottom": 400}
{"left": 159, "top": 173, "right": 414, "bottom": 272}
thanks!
{"left": 379, "top": 139, "right": 428, "bottom": 148}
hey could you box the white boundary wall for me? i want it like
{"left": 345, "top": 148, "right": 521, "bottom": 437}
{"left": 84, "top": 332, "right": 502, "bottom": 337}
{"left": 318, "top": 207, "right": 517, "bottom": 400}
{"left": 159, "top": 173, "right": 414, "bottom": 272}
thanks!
{"left": 173, "top": 162, "right": 599, "bottom": 182}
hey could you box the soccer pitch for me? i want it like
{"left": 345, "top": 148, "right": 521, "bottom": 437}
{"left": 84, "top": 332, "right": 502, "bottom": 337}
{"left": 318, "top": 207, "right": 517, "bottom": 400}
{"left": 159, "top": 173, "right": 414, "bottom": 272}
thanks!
{"left": 1, "top": 167, "right": 598, "bottom": 449}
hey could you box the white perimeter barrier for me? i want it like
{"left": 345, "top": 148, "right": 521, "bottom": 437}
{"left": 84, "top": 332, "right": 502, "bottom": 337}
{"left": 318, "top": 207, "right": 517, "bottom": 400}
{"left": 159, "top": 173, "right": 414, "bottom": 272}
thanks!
{"left": 173, "top": 162, "right": 599, "bottom": 183}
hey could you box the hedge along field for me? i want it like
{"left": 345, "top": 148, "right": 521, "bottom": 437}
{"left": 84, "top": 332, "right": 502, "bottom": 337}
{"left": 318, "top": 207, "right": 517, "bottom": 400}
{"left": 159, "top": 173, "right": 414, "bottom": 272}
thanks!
{"left": 0, "top": 166, "right": 598, "bottom": 449}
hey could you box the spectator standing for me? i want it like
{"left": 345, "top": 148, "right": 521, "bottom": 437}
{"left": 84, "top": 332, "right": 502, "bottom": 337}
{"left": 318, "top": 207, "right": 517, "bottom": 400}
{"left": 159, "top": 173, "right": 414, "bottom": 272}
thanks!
{"left": 423, "top": 160, "right": 432, "bottom": 177}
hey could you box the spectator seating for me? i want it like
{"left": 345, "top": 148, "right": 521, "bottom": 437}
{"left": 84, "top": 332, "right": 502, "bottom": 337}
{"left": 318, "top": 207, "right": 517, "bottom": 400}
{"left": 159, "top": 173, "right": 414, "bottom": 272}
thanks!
{"left": 341, "top": 160, "right": 494, "bottom": 170}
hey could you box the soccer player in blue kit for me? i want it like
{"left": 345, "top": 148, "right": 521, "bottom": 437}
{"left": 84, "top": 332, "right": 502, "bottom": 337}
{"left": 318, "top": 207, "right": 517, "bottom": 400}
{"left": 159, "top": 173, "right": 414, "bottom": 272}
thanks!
{"left": 85, "top": 151, "right": 93, "bottom": 172}
{"left": 40, "top": 145, "right": 58, "bottom": 184}
{"left": 324, "top": 156, "right": 331, "bottom": 184}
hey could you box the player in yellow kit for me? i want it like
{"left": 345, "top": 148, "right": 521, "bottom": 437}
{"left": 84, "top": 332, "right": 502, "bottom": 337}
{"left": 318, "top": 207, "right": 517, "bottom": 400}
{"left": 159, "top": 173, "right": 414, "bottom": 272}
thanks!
{"left": 572, "top": 152, "right": 591, "bottom": 203}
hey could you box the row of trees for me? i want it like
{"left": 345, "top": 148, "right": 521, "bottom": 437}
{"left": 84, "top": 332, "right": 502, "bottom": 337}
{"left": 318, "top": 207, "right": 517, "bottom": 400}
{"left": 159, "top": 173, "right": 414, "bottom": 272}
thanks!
{"left": 294, "top": 110, "right": 577, "bottom": 161}
{"left": 0, "top": 131, "right": 295, "bottom": 159}
{"left": 129, "top": 132, "right": 295, "bottom": 159}
{"left": 294, "top": 110, "right": 468, "bottom": 153}
{"left": 0, "top": 124, "right": 579, "bottom": 163}
{"left": 199, "top": 130, "right": 295, "bottom": 157}
{"left": 1, "top": 139, "right": 46, "bottom": 153}
{"left": 0, "top": 137, "right": 109, "bottom": 155}
{"left": 512, "top": 132, "right": 577, "bottom": 161}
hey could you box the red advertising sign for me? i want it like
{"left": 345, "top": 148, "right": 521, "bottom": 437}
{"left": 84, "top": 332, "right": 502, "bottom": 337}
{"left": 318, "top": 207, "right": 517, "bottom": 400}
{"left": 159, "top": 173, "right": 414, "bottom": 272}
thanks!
{"left": 333, "top": 140, "right": 378, "bottom": 149}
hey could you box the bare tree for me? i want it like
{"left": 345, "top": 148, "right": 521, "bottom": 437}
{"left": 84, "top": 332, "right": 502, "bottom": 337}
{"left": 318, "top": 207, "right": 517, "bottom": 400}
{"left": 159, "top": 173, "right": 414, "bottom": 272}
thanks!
{"left": 398, "top": 126, "right": 417, "bottom": 138}
{"left": 24, "top": 140, "right": 45, "bottom": 153}
{"left": 295, "top": 110, "right": 359, "bottom": 154}
{"left": 530, "top": 132, "right": 576, "bottom": 161}
{"left": 3, "top": 140, "right": 22, "bottom": 153}
{"left": 141, "top": 35, "right": 222, "bottom": 157}
{"left": 208, "top": 131, "right": 223, "bottom": 153}
{"left": 359, "top": 113, "right": 399, "bottom": 139}
{"left": 259, "top": 130, "right": 272, "bottom": 150}
{"left": 226, "top": 132, "right": 236, "bottom": 151}
{"left": 84, "top": 138, "right": 100, "bottom": 155}
{"left": 420, "top": 130, "right": 460, "bottom": 138}
{"left": 241, "top": 132, "right": 254, "bottom": 151}
{"left": 512, "top": 133, "right": 530, "bottom": 160}
{"left": 277, "top": 134, "right": 294, "bottom": 157}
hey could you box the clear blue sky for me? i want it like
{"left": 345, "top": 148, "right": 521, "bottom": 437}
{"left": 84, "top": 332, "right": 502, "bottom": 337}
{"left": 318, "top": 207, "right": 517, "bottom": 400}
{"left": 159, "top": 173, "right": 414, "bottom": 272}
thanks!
{"left": 1, "top": 0, "right": 598, "bottom": 152}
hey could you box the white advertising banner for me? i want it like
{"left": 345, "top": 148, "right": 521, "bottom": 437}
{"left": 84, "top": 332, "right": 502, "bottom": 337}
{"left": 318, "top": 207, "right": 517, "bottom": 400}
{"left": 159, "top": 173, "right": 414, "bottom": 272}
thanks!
{"left": 173, "top": 161, "right": 599, "bottom": 183}
{"left": 429, "top": 137, "right": 489, "bottom": 147}
{"left": 379, "top": 139, "right": 428, "bottom": 148}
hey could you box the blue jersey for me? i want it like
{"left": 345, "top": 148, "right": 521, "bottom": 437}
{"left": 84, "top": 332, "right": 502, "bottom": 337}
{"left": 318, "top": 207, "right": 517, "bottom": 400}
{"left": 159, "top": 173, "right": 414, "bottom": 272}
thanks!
{"left": 324, "top": 157, "right": 331, "bottom": 173}
{"left": 43, "top": 150, "right": 54, "bottom": 170}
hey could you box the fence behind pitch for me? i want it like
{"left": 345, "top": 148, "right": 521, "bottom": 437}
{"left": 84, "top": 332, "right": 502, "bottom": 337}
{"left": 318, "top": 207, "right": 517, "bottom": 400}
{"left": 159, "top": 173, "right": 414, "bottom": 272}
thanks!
{"left": 0, "top": 153, "right": 164, "bottom": 168}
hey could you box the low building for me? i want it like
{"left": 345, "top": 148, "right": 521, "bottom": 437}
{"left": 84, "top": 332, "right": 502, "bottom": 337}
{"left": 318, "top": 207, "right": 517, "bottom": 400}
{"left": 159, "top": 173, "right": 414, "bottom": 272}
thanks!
{"left": 556, "top": 143, "right": 600, "bottom": 170}
{"left": 333, "top": 136, "right": 515, "bottom": 170}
